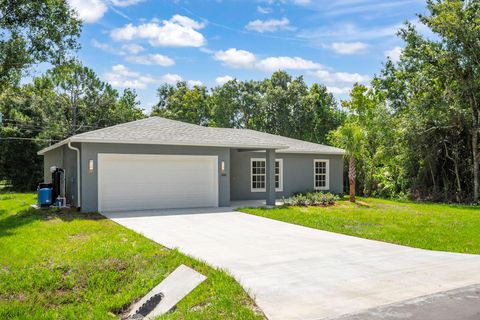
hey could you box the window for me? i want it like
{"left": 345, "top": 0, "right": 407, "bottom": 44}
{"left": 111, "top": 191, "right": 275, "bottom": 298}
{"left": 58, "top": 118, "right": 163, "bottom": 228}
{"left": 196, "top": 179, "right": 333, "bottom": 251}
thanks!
{"left": 251, "top": 158, "right": 283, "bottom": 192}
{"left": 275, "top": 159, "right": 283, "bottom": 191}
{"left": 314, "top": 159, "right": 329, "bottom": 190}
{"left": 251, "top": 159, "right": 266, "bottom": 191}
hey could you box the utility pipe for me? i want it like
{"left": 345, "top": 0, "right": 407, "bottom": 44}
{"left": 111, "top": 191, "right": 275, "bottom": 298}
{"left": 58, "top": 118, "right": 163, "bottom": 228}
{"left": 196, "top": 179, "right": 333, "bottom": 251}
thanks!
{"left": 67, "top": 141, "right": 81, "bottom": 209}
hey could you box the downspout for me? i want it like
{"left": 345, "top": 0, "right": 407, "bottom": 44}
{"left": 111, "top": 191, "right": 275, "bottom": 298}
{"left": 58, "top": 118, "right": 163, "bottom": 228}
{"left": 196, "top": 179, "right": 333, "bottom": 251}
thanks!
{"left": 67, "top": 141, "right": 81, "bottom": 209}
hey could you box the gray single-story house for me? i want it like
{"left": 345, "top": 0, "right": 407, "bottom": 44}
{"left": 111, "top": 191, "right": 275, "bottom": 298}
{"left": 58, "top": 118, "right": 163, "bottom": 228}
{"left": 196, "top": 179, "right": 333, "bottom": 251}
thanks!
{"left": 38, "top": 117, "right": 345, "bottom": 212}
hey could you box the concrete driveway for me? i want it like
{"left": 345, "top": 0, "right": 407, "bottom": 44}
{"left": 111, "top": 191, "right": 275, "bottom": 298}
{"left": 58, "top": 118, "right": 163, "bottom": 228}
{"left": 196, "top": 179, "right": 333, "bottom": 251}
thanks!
{"left": 103, "top": 208, "right": 480, "bottom": 320}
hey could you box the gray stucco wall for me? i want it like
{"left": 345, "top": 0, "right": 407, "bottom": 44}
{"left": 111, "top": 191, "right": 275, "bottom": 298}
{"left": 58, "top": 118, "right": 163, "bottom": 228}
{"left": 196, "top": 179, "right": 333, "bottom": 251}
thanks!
{"left": 43, "top": 142, "right": 343, "bottom": 211}
{"left": 43, "top": 147, "right": 63, "bottom": 183}
{"left": 42, "top": 144, "right": 79, "bottom": 206}
{"left": 80, "top": 143, "right": 230, "bottom": 212}
{"left": 230, "top": 149, "right": 344, "bottom": 201}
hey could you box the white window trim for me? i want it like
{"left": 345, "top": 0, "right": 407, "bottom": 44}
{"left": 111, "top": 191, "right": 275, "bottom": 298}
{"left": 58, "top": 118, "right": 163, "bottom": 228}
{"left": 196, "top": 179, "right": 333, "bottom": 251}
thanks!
{"left": 276, "top": 159, "right": 284, "bottom": 192}
{"left": 250, "top": 158, "right": 283, "bottom": 192}
{"left": 314, "top": 159, "right": 330, "bottom": 191}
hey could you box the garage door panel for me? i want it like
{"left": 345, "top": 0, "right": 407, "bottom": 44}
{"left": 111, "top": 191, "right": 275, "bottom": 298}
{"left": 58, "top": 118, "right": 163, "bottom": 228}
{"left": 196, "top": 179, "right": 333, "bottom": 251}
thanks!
{"left": 98, "top": 154, "right": 218, "bottom": 212}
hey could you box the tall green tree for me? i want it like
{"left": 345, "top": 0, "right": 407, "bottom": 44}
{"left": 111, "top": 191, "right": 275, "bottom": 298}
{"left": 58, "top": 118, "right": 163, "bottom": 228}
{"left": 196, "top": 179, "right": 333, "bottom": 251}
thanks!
{"left": 417, "top": 0, "right": 480, "bottom": 202}
{"left": 153, "top": 71, "right": 344, "bottom": 146}
{"left": 152, "top": 82, "right": 209, "bottom": 125}
{"left": 0, "top": 62, "right": 144, "bottom": 190}
{"left": 209, "top": 79, "right": 264, "bottom": 129}
{"left": 0, "top": 0, "right": 81, "bottom": 89}
{"left": 376, "top": 0, "right": 480, "bottom": 202}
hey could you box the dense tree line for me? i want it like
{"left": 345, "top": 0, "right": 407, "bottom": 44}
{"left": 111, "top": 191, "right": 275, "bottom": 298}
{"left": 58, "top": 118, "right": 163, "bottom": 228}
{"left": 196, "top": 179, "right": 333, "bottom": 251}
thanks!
{"left": 152, "top": 72, "right": 345, "bottom": 145}
{"left": 0, "top": 61, "right": 144, "bottom": 190}
{"left": 331, "top": 0, "right": 480, "bottom": 203}
{"left": 0, "top": 2, "right": 144, "bottom": 190}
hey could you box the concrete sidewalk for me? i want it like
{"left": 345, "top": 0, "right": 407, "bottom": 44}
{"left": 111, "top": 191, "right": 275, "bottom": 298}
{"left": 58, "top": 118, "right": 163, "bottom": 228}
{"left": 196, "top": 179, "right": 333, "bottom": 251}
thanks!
{"left": 103, "top": 209, "right": 480, "bottom": 320}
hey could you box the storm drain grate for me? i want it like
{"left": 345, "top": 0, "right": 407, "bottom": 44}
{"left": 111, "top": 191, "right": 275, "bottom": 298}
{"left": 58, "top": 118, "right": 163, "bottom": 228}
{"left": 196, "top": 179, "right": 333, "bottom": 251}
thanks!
{"left": 125, "top": 264, "right": 207, "bottom": 320}
{"left": 130, "top": 293, "right": 165, "bottom": 319}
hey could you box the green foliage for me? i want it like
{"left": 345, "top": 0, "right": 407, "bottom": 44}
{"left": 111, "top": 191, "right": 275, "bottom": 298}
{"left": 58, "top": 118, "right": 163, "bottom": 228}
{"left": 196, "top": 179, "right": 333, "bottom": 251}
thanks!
{"left": 0, "top": 61, "right": 145, "bottom": 190}
{"left": 152, "top": 71, "right": 345, "bottom": 145}
{"left": 242, "top": 197, "right": 480, "bottom": 254}
{"left": 325, "top": 0, "right": 480, "bottom": 203}
{"left": 283, "top": 192, "right": 339, "bottom": 207}
{"left": 0, "top": 193, "right": 264, "bottom": 319}
{"left": 330, "top": 84, "right": 399, "bottom": 199}
{"left": 329, "top": 121, "right": 363, "bottom": 160}
{"left": 0, "top": 0, "right": 81, "bottom": 89}
{"left": 152, "top": 81, "right": 209, "bottom": 125}
{"left": 374, "top": 0, "right": 480, "bottom": 202}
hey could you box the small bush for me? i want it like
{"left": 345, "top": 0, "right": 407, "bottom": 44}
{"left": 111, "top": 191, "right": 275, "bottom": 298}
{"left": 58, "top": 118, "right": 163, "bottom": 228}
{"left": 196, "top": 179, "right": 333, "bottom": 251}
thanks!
{"left": 283, "top": 192, "right": 339, "bottom": 207}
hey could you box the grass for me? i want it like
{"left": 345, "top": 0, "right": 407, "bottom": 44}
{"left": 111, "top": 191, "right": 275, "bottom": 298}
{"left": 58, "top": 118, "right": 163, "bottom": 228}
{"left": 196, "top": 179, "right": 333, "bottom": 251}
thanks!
{"left": 241, "top": 197, "right": 480, "bottom": 255}
{"left": 0, "top": 193, "right": 264, "bottom": 320}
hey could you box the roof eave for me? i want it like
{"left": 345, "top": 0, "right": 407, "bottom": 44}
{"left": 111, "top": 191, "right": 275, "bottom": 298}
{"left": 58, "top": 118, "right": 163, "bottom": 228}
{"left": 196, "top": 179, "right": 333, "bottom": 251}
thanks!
{"left": 277, "top": 150, "right": 346, "bottom": 155}
{"left": 38, "top": 137, "right": 289, "bottom": 154}
{"left": 37, "top": 139, "right": 70, "bottom": 155}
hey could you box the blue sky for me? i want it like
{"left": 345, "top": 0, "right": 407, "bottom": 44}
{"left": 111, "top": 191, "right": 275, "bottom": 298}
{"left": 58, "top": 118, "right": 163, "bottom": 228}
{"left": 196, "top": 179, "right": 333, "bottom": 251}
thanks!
{"left": 67, "top": 0, "right": 427, "bottom": 113}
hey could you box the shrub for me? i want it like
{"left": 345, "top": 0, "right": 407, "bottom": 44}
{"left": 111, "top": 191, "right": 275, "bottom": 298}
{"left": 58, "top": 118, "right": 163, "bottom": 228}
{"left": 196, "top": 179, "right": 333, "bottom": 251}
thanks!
{"left": 283, "top": 192, "right": 339, "bottom": 207}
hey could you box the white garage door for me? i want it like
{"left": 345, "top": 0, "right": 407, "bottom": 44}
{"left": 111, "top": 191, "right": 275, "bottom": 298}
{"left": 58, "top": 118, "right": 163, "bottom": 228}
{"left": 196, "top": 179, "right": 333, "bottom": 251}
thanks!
{"left": 98, "top": 154, "right": 218, "bottom": 212}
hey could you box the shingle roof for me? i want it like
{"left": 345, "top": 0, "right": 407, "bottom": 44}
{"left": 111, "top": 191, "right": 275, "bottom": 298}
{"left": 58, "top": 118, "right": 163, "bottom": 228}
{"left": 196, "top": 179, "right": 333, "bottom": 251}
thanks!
{"left": 38, "top": 117, "right": 345, "bottom": 155}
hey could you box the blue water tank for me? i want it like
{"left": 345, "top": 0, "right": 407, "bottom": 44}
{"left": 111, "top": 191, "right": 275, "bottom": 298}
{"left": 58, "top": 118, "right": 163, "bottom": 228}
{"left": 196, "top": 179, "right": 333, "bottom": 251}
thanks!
{"left": 38, "top": 188, "right": 52, "bottom": 207}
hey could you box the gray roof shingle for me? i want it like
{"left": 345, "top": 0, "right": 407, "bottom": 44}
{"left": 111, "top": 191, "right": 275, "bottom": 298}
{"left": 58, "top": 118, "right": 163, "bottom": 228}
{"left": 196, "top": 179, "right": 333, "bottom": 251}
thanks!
{"left": 39, "top": 117, "right": 345, "bottom": 155}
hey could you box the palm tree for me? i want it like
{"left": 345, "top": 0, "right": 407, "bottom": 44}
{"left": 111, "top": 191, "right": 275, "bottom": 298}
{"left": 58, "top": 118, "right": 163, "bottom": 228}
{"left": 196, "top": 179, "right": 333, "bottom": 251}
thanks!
{"left": 331, "top": 122, "right": 363, "bottom": 202}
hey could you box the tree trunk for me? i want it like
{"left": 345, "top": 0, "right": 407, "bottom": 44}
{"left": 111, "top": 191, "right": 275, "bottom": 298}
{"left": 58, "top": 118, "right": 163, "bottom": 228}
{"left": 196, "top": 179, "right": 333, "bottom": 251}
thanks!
{"left": 472, "top": 127, "right": 479, "bottom": 202}
{"left": 349, "top": 156, "right": 356, "bottom": 202}
{"left": 472, "top": 95, "right": 479, "bottom": 203}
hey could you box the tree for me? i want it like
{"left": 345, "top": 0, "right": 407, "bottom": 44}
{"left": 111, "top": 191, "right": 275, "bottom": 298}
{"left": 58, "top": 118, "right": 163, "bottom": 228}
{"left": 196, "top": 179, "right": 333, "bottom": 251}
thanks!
{"left": 302, "top": 84, "right": 345, "bottom": 144}
{"left": 416, "top": 0, "right": 480, "bottom": 202}
{"left": 152, "top": 82, "right": 209, "bottom": 125}
{"left": 0, "top": 0, "right": 81, "bottom": 89}
{"left": 153, "top": 71, "right": 344, "bottom": 146}
{"left": 0, "top": 62, "right": 144, "bottom": 190}
{"left": 375, "top": 0, "right": 480, "bottom": 202}
{"left": 330, "top": 122, "right": 364, "bottom": 202}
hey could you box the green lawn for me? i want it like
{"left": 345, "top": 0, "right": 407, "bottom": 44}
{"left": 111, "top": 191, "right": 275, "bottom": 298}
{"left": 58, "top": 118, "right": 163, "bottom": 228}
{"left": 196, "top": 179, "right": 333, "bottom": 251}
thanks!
{"left": 0, "top": 193, "right": 264, "bottom": 320}
{"left": 241, "top": 198, "right": 480, "bottom": 254}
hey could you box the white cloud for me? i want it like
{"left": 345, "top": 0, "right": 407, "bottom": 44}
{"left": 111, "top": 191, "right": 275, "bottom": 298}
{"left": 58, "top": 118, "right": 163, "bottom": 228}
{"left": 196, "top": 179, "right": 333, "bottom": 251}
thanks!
{"left": 103, "top": 65, "right": 182, "bottom": 89}
{"left": 384, "top": 46, "right": 403, "bottom": 63}
{"left": 329, "top": 42, "right": 368, "bottom": 54}
{"left": 245, "top": 18, "right": 293, "bottom": 33}
{"left": 216, "top": 75, "right": 234, "bottom": 85}
{"left": 257, "top": 6, "right": 272, "bottom": 14}
{"left": 259, "top": 0, "right": 310, "bottom": 5}
{"left": 334, "top": 72, "right": 370, "bottom": 83}
{"left": 126, "top": 54, "right": 175, "bottom": 66}
{"left": 91, "top": 39, "right": 116, "bottom": 53}
{"left": 213, "top": 48, "right": 256, "bottom": 68}
{"left": 170, "top": 15, "right": 206, "bottom": 29}
{"left": 160, "top": 73, "right": 183, "bottom": 84}
{"left": 103, "top": 64, "right": 156, "bottom": 89}
{"left": 299, "top": 23, "right": 401, "bottom": 43}
{"left": 122, "top": 44, "right": 145, "bottom": 54}
{"left": 92, "top": 40, "right": 147, "bottom": 57}
{"left": 311, "top": 69, "right": 370, "bottom": 83}
{"left": 293, "top": 0, "right": 311, "bottom": 5}
{"left": 188, "top": 80, "right": 203, "bottom": 87}
{"left": 327, "top": 86, "right": 351, "bottom": 95}
{"left": 111, "top": 15, "right": 206, "bottom": 47}
{"left": 110, "top": 0, "right": 143, "bottom": 7}
{"left": 67, "top": 0, "right": 107, "bottom": 23}
{"left": 255, "top": 56, "right": 322, "bottom": 72}
{"left": 67, "top": 0, "right": 141, "bottom": 23}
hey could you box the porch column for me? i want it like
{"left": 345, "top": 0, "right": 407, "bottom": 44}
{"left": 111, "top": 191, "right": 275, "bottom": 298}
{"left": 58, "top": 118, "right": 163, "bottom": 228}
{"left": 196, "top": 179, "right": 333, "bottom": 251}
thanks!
{"left": 266, "top": 148, "right": 276, "bottom": 206}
